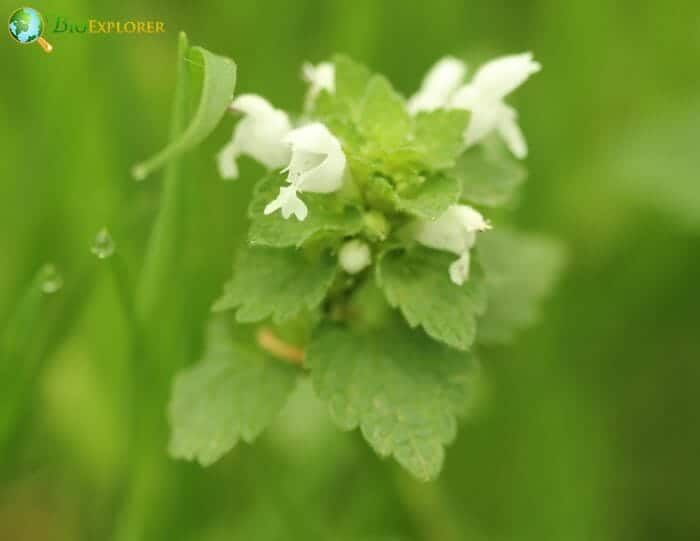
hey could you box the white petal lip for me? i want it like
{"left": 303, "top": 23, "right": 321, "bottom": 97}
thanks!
{"left": 216, "top": 94, "right": 292, "bottom": 180}
{"left": 263, "top": 185, "right": 308, "bottom": 221}
{"left": 407, "top": 56, "right": 467, "bottom": 114}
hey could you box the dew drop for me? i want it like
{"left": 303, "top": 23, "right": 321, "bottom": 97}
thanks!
{"left": 39, "top": 264, "right": 63, "bottom": 295}
{"left": 91, "top": 227, "right": 115, "bottom": 259}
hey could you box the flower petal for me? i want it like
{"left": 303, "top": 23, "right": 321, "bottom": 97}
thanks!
{"left": 216, "top": 140, "right": 240, "bottom": 180}
{"left": 220, "top": 94, "right": 292, "bottom": 178}
{"left": 284, "top": 123, "right": 346, "bottom": 193}
{"left": 303, "top": 61, "right": 335, "bottom": 105}
{"left": 415, "top": 204, "right": 489, "bottom": 256}
{"left": 449, "top": 252, "right": 471, "bottom": 285}
{"left": 408, "top": 56, "right": 467, "bottom": 114}
{"left": 471, "top": 52, "right": 541, "bottom": 100}
{"left": 462, "top": 101, "right": 503, "bottom": 147}
{"left": 496, "top": 105, "right": 528, "bottom": 158}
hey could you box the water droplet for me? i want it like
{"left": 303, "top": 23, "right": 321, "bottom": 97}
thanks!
{"left": 39, "top": 264, "right": 63, "bottom": 294}
{"left": 132, "top": 164, "right": 147, "bottom": 181}
{"left": 91, "top": 227, "right": 115, "bottom": 259}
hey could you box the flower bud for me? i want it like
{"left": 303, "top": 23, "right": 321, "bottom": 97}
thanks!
{"left": 339, "top": 240, "right": 372, "bottom": 274}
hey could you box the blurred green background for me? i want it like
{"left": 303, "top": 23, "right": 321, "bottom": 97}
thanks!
{"left": 1, "top": 0, "right": 699, "bottom": 540}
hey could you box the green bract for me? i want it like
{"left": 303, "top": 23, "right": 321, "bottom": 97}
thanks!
{"left": 165, "top": 53, "right": 563, "bottom": 481}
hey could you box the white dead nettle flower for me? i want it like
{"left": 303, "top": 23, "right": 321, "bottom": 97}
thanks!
{"left": 216, "top": 94, "right": 292, "bottom": 180}
{"left": 303, "top": 61, "right": 335, "bottom": 105}
{"left": 415, "top": 204, "right": 491, "bottom": 286}
{"left": 339, "top": 240, "right": 372, "bottom": 274}
{"left": 449, "top": 52, "right": 541, "bottom": 159}
{"left": 264, "top": 122, "right": 346, "bottom": 221}
{"left": 407, "top": 56, "right": 468, "bottom": 114}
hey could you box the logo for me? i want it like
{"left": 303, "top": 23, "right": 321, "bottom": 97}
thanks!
{"left": 8, "top": 6, "right": 53, "bottom": 52}
{"left": 8, "top": 7, "right": 167, "bottom": 52}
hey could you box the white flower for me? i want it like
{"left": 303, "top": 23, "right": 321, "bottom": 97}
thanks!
{"left": 264, "top": 122, "right": 346, "bottom": 221}
{"left": 303, "top": 61, "right": 335, "bottom": 106}
{"left": 415, "top": 204, "right": 491, "bottom": 285}
{"left": 216, "top": 94, "right": 292, "bottom": 180}
{"left": 339, "top": 240, "right": 371, "bottom": 274}
{"left": 450, "top": 52, "right": 541, "bottom": 159}
{"left": 407, "top": 56, "right": 467, "bottom": 114}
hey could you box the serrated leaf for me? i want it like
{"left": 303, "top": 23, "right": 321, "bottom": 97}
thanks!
{"left": 212, "top": 245, "right": 337, "bottom": 324}
{"left": 396, "top": 173, "right": 460, "bottom": 220}
{"left": 248, "top": 173, "right": 363, "bottom": 248}
{"left": 132, "top": 34, "right": 237, "bottom": 180}
{"left": 413, "top": 110, "right": 470, "bottom": 170}
{"left": 311, "top": 56, "right": 372, "bottom": 151}
{"left": 477, "top": 229, "right": 565, "bottom": 344}
{"left": 376, "top": 246, "right": 487, "bottom": 351}
{"left": 168, "top": 317, "right": 296, "bottom": 466}
{"left": 307, "top": 314, "right": 477, "bottom": 481}
{"left": 358, "top": 76, "right": 412, "bottom": 151}
{"left": 455, "top": 137, "right": 527, "bottom": 207}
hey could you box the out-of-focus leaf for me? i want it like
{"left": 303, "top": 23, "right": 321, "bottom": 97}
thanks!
{"left": 611, "top": 105, "right": 700, "bottom": 230}
{"left": 477, "top": 229, "right": 566, "bottom": 344}
{"left": 131, "top": 33, "right": 237, "bottom": 180}
{"left": 456, "top": 137, "right": 527, "bottom": 207}
{"left": 168, "top": 317, "right": 297, "bottom": 466}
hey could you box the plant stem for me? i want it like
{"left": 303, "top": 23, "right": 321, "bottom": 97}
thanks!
{"left": 136, "top": 31, "right": 191, "bottom": 328}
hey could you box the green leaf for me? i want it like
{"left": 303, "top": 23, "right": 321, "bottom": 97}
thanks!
{"left": 333, "top": 54, "right": 372, "bottom": 106}
{"left": 376, "top": 246, "right": 487, "bottom": 351}
{"left": 132, "top": 35, "right": 237, "bottom": 180}
{"left": 307, "top": 312, "right": 478, "bottom": 481}
{"left": 310, "top": 56, "right": 372, "bottom": 150}
{"left": 358, "top": 76, "right": 412, "bottom": 151}
{"left": 455, "top": 137, "right": 527, "bottom": 207}
{"left": 248, "top": 173, "right": 363, "bottom": 248}
{"left": 168, "top": 317, "right": 297, "bottom": 466}
{"left": 413, "top": 110, "right": 470, "bottom": 170}
{"left": 477, "top": 229, "right": 566, "bottom": 345}
{"left": 396, "top": 173, "right": 460, "bottom": 220}
{"left": 212, "top": 245, "right": 337, "bottom": 324}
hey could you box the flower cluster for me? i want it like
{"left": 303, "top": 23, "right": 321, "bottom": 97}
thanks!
{"left": 217, "top": 53, "right": 539, "bottom": 285}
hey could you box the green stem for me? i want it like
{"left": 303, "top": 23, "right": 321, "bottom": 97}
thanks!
{"left": 136, "top": 31, "right": 191, "bottom": 328}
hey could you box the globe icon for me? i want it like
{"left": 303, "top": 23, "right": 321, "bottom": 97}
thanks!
{"left": 8, "top": 7, "right": 52, "bottom": 52}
